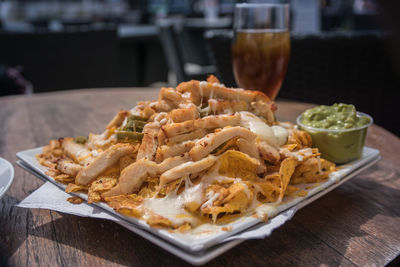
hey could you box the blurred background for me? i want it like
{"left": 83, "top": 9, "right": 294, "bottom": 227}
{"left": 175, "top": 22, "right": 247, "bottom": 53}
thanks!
{"left": 0, "top": 0, "right": 399, "bottom": 135}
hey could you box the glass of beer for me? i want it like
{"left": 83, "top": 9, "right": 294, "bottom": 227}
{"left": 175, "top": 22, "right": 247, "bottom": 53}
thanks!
{"left": 232, "top": 3, "right": 290, "bottom": 100}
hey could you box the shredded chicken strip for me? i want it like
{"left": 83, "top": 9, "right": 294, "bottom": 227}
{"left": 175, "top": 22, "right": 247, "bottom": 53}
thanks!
{"left": 159, "top": 155, "right": 217, "bottom": 187}
{"left": 137, "top": 122, "right": 160, "bottom": 161}
{"left": 158, "top": 87, "right": 183, "bottom": 107}
{"left": 75, "top": 143, "right": 135, "bottom": 185}
{"left": 208, "top": 99, "right": 248, "bottom": 115}
{"left": 161, "top": 113, "right": 240, "bottom": 138}
{"left": 189, "top": 127, "right": 257, "bottom": 161}
{"left": 117, "top": 155, "right": 190, "bottom": 194}
{"left": 236, "top": 138, "right": 266, "bottom": 173}
{"left": 61, "top": 138, "right": 93, "bottom": 165}
{"left": 155, "top": 141, "right": 195, "bottom": 163}
{"left": 194, "top": 113, "right": 241, "bottom": 129}
{"left": 165, "top": 128, "right": 206, "bottom": 145}
{"left": 161, "top": 120, "right": 194, "bottom": 137}
{"left": 106, "top": 110, "right": 130, "bottom": 129}
{"left": 56, "top": 160, "right": 83, "bottom": 176}
{"left": 258, "top": 141, "right": 280, "bottom": 164}
{"left": 177, "top": 80, "right": 271, "bottom": 105}
{"left": 169, "top": 105, "right": 199, "bottom": 123}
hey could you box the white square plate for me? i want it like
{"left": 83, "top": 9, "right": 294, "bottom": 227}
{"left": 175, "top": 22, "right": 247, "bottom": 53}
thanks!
{"left": 17, "top": 147, "right": 380, "bottom": 265}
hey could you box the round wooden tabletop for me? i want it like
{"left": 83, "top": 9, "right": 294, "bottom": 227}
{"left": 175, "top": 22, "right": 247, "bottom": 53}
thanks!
{"left": 0, "top": 88, "right": 399, "bottom": 266}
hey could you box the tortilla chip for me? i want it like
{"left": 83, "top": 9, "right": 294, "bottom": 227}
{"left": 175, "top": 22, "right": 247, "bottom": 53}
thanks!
{"left": 138, "top": 186, "right": 157, "bottom": 198}
{"left": 281, "top": 143, "right": 298, "bottom": 151}
{"left": 297, "top": 190, "right": 308, "bottom": 197}
{"left": 278, "top": 157, "right": 298, "bottom": 201}
{"left": 54, "top": 174, "right": 74, "bottom": 184}
{"left": 175, "top": 223, "right": 191, "bottom": 233}
{"left": 163, "top": 178, "right": 184, "bottom": 195}
{"left": 253, "top": 172, "right": 281, "bottom": 202}
{"left": 146, "top": 214, "right": 173, "bottom": 228}
{"left": 265, "top": 164, "right": 280, "bottom": 174}
{"left": 88, "top": 189, "right": 101, "bottom": 203}
{"left": 119, "top": 155, "right": 136, "bottom": 171}
{"left": 213, "top": 137, "right": 239, "bottom": 156}
{"left": 201, "top": 182, "right": 253, "bottom": 222}
{"left": 284, "top": 185, "right": 300, "bottom": 196}
{"left": 67, "top": 196, "right": 84, "bottom": 204}
{"left": 291, "top": 158, "right": 335, "bottom": 184}
{"left": 90, "top": 177, "right": 118, "bottom": 192}
{"left": 66, "top": 183, "right": 87, "bottom": 193}
{"left": 102, "top": 164, "right": 120, "bottom": 176}
{"left": 104, "top": 194, "right": 143, "bottom": 218}
{"left": 217, "top": 150, "right": 259, "bottom": 181}
{"left": 288, "top": 129, "right": 312, "bottom": 148}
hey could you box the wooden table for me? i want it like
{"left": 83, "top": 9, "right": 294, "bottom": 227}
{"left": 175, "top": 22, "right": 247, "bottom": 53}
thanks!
{"left": 1, "top": 88, "right": 399, "bottom": 266}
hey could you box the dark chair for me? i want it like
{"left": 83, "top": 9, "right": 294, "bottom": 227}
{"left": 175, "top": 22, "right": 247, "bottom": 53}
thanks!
{"left": 157, "top": 19, "right": 216, "bottom": 84}
{"left": 205, "top": 30, "right": 400, "bottom": 136}
{"left": 158, "top": 20, "right": 186, "bottom": 83}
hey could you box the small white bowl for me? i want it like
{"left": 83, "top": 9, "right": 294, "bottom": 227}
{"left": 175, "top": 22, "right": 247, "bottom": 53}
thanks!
{"left": 296, "top": 112, "right": 373, "bottom": 164}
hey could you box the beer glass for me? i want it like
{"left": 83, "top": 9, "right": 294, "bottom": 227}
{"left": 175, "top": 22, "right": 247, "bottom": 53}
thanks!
{"left": 232, "top": 3, "right": 290, "bottom": 100}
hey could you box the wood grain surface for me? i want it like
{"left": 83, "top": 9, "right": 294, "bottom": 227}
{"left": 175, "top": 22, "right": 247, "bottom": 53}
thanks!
{"left": 0, "top": 88, "right": 399, "bottom": 267}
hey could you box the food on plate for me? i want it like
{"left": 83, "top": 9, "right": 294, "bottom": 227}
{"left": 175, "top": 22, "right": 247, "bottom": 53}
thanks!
{"left": 297, "top": 103, "right": 373, "bottom": 164}
{"left": 37, "top": 75, "right": 335, "bottom": 231}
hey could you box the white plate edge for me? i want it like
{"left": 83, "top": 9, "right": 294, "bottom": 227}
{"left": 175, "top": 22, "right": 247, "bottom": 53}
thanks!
{"left": 0, "top": 157, "right": 15, "bottom": 200}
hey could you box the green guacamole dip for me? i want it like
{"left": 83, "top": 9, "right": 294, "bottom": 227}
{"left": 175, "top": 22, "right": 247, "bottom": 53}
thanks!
{"left": 298, "top": 103, "right": 372, "bottom": 164}
{"left": 301, "top": 103, "right": 370, "bottom": 130}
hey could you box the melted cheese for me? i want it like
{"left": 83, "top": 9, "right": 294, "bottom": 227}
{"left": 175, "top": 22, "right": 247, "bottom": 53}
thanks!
{"left": 234, "top": 178, "right": 251, "bottom": 200}
{"left": 141, "top": 195, "right": 200, "bottom": 227}
{"left": 201, "top": 191, "right": 220, "bottom": 209}
{"left": 271, "top": 125, "right": 289, "bottom": 146}
{"left": 239, "top": 111, "right": 279, "bottom": 147}
{"left": 280, "top": 147, "right": 313, "bottom": 161}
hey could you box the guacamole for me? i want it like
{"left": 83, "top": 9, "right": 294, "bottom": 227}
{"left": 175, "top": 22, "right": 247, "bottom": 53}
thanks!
{"left": 298, "top": 103, "right": 372, "bottom": 164}
{"left": 301, "top": 103, "right": 370, "bottom": 130}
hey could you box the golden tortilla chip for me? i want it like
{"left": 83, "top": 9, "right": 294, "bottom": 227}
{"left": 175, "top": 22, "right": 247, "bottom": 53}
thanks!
{"left": 54, "top": 174, "right": 74, "bottom": 184}
{"left": 217, "top": 150, "right": 259, "bottom": 181}
{"left": 88, "top": 189, "right": 101, "bottom": 204}
{"left": 138, "top": 176, "right": 159, "bottom": 198}
{"left": 67, "top": 196, "right": 84, "bottom": 204}
{"left": 291, "top": 158, "right": 335, "bottom": 185}
{"left": 163, "top": 177, "right": 184, "bottom": 195}
{"left": 138, "top": 186, "right": 157, "bottom": 198}
{"left": 146, "top": 214, "right": 173, "bottom": 228}
{"left": 265, "top": 164, "right": 280, "bottom": 174}
{"left": 175, "top": 223, "right": 191, "bottom": 233}
{"left": 104, "top": 194, "right": 143, "bottom": 218}
{"left": 119, "top": 154, "right": 136, "bottom": 171}
{"left": 214, "top": 137, "right": 239, "bottom": 156}
{"left": 288, "top": 129, "right": 312, "bottom": 148}
{"left": 281, "top": 143, "right": 298, "bottom": 151}
{"left": 254, "top": 172, "right": 284, "bottom": 203}
{"left": 102, "top": 164, "right": 120, "bottom": 177}
{"left": 284, "top": 185, "right": 300, "bottom": 196}
{"left": 201, "top": 182, "right": 253, "bottom": 221}
{"left": 296, "top": 190, "right": 308, "bottom": 197}
{"left": 90, "top": 177, "right": 118, "bottom": 192}
{"left": 65, "top": 183, "right": 87, "bottom": 193}
{"left": 278, "top": 157, "right": 298, "bottom": 201}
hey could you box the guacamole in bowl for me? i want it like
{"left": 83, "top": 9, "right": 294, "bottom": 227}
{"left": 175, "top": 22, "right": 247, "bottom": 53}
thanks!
{"left": 297, "top": 103, "right": 373, "bottom": 164}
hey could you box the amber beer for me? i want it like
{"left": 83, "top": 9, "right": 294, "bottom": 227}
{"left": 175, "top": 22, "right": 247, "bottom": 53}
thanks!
{"left": 232, "top": 30, "right": 290, "bottom": 100}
